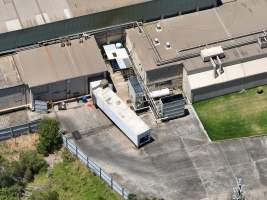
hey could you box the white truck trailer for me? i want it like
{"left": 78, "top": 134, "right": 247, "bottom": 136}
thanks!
{"left": 92, "top": 86, "right": 151, "bottom": 147}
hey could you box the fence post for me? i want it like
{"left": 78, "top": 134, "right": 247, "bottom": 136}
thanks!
{"left": 122, "top": 188, "right": 124, "bottom": 198}
{"left": 100, "top": 168, "right": 102, "bottom": 179}
{"left": 10, "top": 127, "right": 13, "bottom": 138}
{"left": 66, "top": 138, "right": 68, "bottom": 149}
{"left": 86, "top": 156, "right": 89, "bottom": 168}
{"left": 111, "top": 177, "right": 113, "bottom": 190}
{"left": 28, "top": 122, "right": 31, "bottom": 133}
{"left": 75, "top": 146, "right": 78, "bottom": 157}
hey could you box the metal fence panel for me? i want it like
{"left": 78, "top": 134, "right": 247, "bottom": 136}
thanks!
{"left": 0, "top": 120, "right": 40, "bottom": 141}
{"left": 0, "top": 121, "right": 129, "bottom": 199}
{"left": 62, "top": 135, "right": 129, "bottom": 199}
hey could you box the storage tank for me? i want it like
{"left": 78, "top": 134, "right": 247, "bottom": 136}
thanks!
{"left": 150, "top": 88, "right": 170, "bottom": 98}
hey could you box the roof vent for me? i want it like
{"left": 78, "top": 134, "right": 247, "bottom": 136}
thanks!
{"left": 66, "top": 40, "right": 71, "bottom": 46}
{"left": 165, "top": 42, "right": 171, "bottom": 50}
{"left": 156, "top": 23, "right": 162, "bottom": 32}
{"left": 154, "top": 38, "right": 160, "bottom": 46}
{"left": 82, "top": 33, "right": 90, "bottom": 40}
{"left": 200, "top": 46, "right": 224, "bottom": 62}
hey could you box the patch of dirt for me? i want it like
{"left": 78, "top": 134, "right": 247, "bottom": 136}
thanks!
{"left": 0, "top": 134, "right": 38, "bottom": 161}
{"left": 44, "top": 151, "right": 63, "bottom": 168}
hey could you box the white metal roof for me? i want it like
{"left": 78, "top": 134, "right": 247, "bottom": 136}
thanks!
{"left": 103, "top": 44, "right": 129, "bottom": 60}
{"left": 103, "top": 44, "right": 131, "bottom": 69}
{"left": 93, "top": 87, "right": 150, "bottom": 136}
{"left": 188, "top": 57, "right": 267, "bottom": 90}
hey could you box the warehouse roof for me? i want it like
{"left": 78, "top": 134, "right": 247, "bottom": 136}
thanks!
{"left": 126, "top": 0, "right": 267, "bottom": 72}
{"left": 0, "top": 0, "right": 71, "bottom": 33}
{"left": 15, "top": 36, "right": 106, "bottom": 87}
{"left": 67, "top": 0, "right": 151, "bottom": 17}
{"left": 0, "top": 56, "right": 22, "bottom": 89}
{"left": 0, "top": 0, "right": 148, "bottom": 34}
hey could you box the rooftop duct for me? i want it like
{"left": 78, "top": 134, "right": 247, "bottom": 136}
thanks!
{"left": 258, "top": 35, "right": 267, "bottom": 48}
{"left": 200, "top": 46, "right": 224, "bottom": 62}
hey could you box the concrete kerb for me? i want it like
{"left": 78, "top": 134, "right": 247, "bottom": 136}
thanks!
{"left": 213, "top": 133, "right": 267, "bottom": 143}
{"left": 187, "top": 104, "right": 212, "bottom": 143}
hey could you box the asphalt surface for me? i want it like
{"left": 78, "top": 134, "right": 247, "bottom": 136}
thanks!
{"left": 57, "top": 103, "right": 267, "bottom": 200}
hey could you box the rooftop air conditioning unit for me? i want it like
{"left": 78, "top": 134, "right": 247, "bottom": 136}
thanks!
{"left": 200, "top": 46, "right": 225, "bottom": 62}
{"left": 258, "top": 35, "right": 267, "bottom": 48}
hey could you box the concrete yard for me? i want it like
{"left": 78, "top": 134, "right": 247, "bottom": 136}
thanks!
{"left": 56, "top": 102, "right": 267, "bottom": 200}
{"left": 0, "top": 110, "right": 29, "bottom": 129}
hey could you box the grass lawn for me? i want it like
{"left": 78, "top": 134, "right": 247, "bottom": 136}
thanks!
{"left": 194, "top": 86, "right": 267, "bottom": 140}
{"left": 27, "top": 159, "right": 120, "bottom": 200}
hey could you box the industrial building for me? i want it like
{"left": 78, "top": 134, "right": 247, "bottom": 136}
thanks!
{"left": 0, "top": 55, "right": 26, "bottom": 110}
{"left": 126, "top": 0, "right": 267, "bottom": 102}
{"left": 0, "top": 0, "right": 220, "bottom": 53}
{"left": 14, "top": 36, "right": 107, "bottom": 104}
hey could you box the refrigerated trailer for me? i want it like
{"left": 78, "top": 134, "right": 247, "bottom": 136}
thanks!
{"left": 92, "top": 86, "right": 151, "bottom": 147}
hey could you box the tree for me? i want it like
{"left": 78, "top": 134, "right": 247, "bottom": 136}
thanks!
{"left": 30, "top": 189, "right": 59, "bottom": 200}
{"left": 0, "top": 151, "right": 48, "bottom": 198}
{"left": 37, "top": 118, "right": 62, "bottom": 156}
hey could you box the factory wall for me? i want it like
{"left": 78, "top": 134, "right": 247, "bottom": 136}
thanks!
{"left": 182, "top": 69, "right": 192, "bottom": 103}
{"left": 0, "top": 84, "right": 28, "bottom": 110}
{"left": 126, "top": 34, "right": 183, "bottom": 91}
{"left": 126, "top": 35, "right": 147, "bottom": 80}
{"left": 146, "top": 64, "right": 183, "bottom": 91}
{"left": 30, "top": 72, "right": 106, "bottom": 102}
{"left": 187, "top": 72, "right": 267, "bottom": 102}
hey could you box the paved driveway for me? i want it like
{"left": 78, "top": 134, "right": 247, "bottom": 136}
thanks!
{"left": 57, "top": 103, "right": 267, "bottom": 200}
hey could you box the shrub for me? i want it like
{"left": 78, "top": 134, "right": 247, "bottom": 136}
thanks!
{"left": 37, "top": 118, "right": 62, "bottom": 156}
{"left": 128, "top": 194, "right": 164, "bottom": 200}
{"left": 0, "top": 184, "right": 23, "bottom": 200}
{"left": 19, "top": 150, "right": 48, "bottom": 183}
{"left": 257, "top": 87, "right": 264, "bottom": 94}
{"left": 0, "top": 157, "right": 18, "bottom": 188}
{"left": 128, "top": 194, "right": 138, "bottom": 200}
{"left": 30, "top": 189, "right": 59, "bottom": 200}
{"left": 0, "top": 151, "right": 47, "bottom": 198}
{"left": 61, "top": 149, "right": 75, "bottom": 163}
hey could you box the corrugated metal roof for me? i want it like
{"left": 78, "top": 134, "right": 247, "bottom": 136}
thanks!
{"left": 0, "top": 0, "right": 218, "bottom": 53}
{"left": 127, "top": 0, "right": 267, "bottom": 73}
{"left": 14, "top": 36, "right": 106, "bottom": 87}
